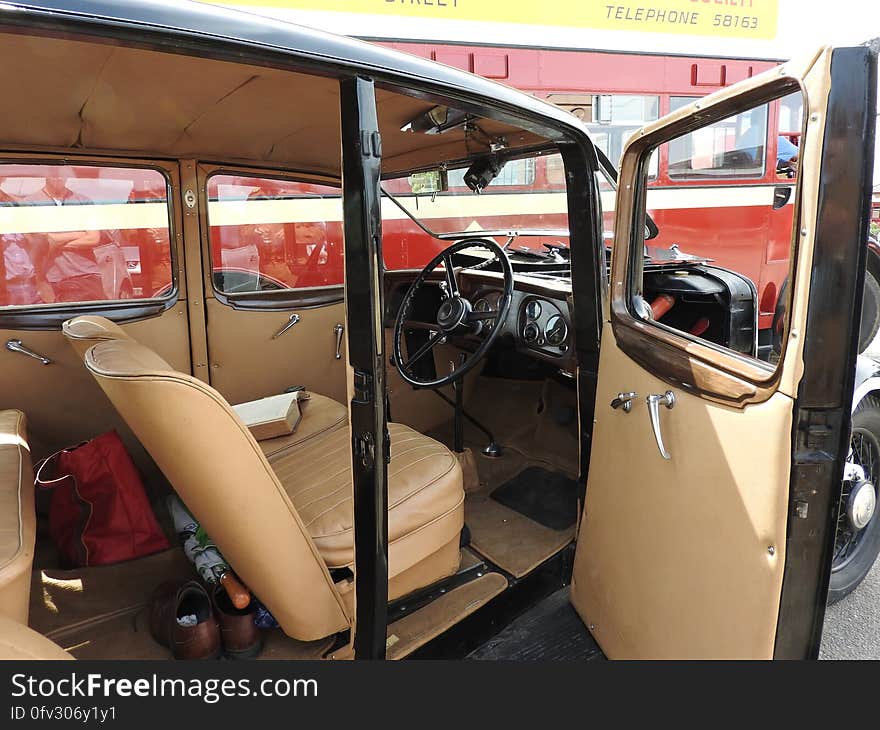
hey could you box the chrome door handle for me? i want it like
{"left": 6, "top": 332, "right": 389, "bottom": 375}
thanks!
{"left": 272, "top": 313, "right": 301, "bottom": 339}
{"left": 334, "top": 323, "right": 344, "bottom": 359}
{"left": 6, "top": 339, "right": 51, "bottom": 365}
{"left": 646, "top": 391, "right": 675, "bottom": 460}
{"left": 610, "top": 391, "right": 637, "bottom": 413}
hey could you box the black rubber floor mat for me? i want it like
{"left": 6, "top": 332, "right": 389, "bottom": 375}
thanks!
{"left": 490, "top": 467, "right": 579, "bottom": 530}
{"left": 467, "top": 588, "right": 603, "bottom": 661}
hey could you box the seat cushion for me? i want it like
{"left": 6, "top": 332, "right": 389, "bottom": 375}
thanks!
{"left": 0, "top": 410, "right": 36, "bottom": 625}
{"left": 258, "top": 394, "right": 347, "bottom": 460}
{"left": 0, "top": 615, "right": 73, "bottom": 660}
{"left": 273, "top": 422, "right": 464, "bottom": 575}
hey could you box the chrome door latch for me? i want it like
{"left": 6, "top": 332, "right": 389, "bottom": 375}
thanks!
{"left": 272, "top": 313, "right": 301, "bottom": 339}
{"left": 646, "top": 391, "right": 675, "bottom": 460}
{"left": 610, "top": 391, "right": 637, "bottom": 413}
{"left": 5, "top": 339, "right": 51, "bottom": 365}
{"left": 334, "top": 323, "right": 344, "bottom": 359}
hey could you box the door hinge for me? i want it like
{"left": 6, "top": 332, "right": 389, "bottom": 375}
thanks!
{"left": 353, "top": 368, "right": 373, "bottom": 404}
{"left": 355, "top": 431, "right": 375, "bottom": 469}
{"left": 805, "top": 424, "right": 833, "bottom": 450}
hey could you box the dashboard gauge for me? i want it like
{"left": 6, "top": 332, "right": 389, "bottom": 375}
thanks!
{"left": 474, "top": 297, "right": 495, "bottom": 329}
{"left": 545, "top": 315, "right": 568, "bottom": 347}
{"left": 522, "top": 321, "right": 541, "bottom": 345}
{"left": 525, "top": 300, "right": 542, "bottom": 321}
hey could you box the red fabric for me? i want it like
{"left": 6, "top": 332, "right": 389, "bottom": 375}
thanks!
{"left": 38, "top": 431, "right": 169, "bottom": 566}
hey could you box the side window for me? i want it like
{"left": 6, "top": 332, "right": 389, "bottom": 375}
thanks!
{"left": 668, "top": 96, "right": 768, "bottom": 179}
{"left": 206, "top": 174, "right": 343, "bottom": 295}
{"left": 0, "top": 164, "right": 172, "bottom": 308}
{"left": 637, "top": 89, "right": 804, "bottom": 365}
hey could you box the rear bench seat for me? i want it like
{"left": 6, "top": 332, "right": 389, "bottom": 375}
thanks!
{"left": 0, "top": 410, "right": 36, "bottom": 625}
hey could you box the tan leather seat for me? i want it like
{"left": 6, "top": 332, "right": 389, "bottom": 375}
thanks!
{"left": 274, "top": 422, "right": 463, "bottom": 571}
{"left": 62, "top": 315, "right": 348, "bottom": 457}
{"left": 62, "top": 315, "right": 135, "bottom": 359}
{"left": 0, "top": 410, "right": 36, "bottom": 625}
{"left": 0, "top": 615, "right": 73, "bottom": 660}
{"left": 83, "top": 339, "right": 464, "bottom": 641}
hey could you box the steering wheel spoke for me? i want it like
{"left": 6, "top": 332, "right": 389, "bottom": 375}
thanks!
{"left": 402, "top": 319, "right": 439, "bottom": 332}
{"left": 403, "top": 330, "right": 444, "bottom": 369}
{"left": 442, "top": 253, "right": 459, "bottom": 298}
{"left": 392, "top": 237, "right": 514, "bottom": 388}
{"left": 467, "top": 309, "right": 498, "bottom": 322}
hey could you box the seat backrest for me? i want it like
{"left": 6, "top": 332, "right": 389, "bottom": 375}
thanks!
{"left": 0, "top": 410, "right": 36, "bottom": 625}
{"left": 83, "top": 339, "right": 350, "bottom": 641}
{"left": 62, "top": 315, "right": 134, "bottom": 359}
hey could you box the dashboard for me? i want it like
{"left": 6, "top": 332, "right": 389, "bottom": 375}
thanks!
{"left": 383, "top": 267, "right": 577, "bottom": 374}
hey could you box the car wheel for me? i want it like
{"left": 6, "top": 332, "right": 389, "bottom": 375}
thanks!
{"left": 828, "top": 396, "right": 880, "bottom": 603}
{"left": 857, "top": 269, "right": 880, "bottom": 354}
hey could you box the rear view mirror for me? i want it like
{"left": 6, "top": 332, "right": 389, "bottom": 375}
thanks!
{"left": 408, "top": 169, "right": 448, "bottom": 195}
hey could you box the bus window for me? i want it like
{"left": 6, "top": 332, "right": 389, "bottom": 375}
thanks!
{"left": 668, "top": 96, "right": 768, "bottom": 179}
{"left": 585, "top": 94, "right": 659, "bottom": 173}
{"left": 447, "top": 157, "right": 536, "bottom": 188}
{"left": 777, "top": 92, "right": 803, "bottom": 179}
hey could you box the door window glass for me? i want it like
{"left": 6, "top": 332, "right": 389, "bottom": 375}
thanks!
{"left": 637, "top": 90, "right": 804, "bottom": 364}
{"left": 0, "top": 164, "right": 172, "bottom": 308}
{"left": 668, "top": 96, "right": 768, "bottom": 179}
{"left": 206, "top": 174, "right": 343, "bottom": 294}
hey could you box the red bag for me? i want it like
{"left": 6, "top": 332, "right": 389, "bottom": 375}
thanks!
{"left": 36, "top": 431, "right": 169, "bottom": 566}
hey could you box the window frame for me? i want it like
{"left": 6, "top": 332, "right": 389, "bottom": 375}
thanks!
{"left": 0, "top": 154, "right": 181, "bottom": 329}
{"left": 610, "top": 77, "right": 808, "bottom": 406}
{"left": 198, "top": 163, "right": 344, "bottom": 311}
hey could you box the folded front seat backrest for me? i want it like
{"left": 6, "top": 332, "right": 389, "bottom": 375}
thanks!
{"left": 62, "top": 315, "right": 134, "bottom": 359}
{"left": 83, "top": 338, "right": 350, "bottom": 641}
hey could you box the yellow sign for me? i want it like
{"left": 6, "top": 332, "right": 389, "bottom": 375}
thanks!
{"left": 213, "top": 0, "right": 778, "bottom": 40}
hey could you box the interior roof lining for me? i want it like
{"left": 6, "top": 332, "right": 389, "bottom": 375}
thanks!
{"left": 0, "top": 31, "right": 560, "bottom": 177}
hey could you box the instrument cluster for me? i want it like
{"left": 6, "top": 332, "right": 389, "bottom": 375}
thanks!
{"left": 519, "top": 296, "right": 569, "bottom": 356}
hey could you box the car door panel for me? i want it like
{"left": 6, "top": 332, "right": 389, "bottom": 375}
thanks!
{"left": 570, "top": 45, "right": 870, "bottom": 658}
{"left": 204, "top": 299, "right": 347, "bottom": 405}
{"left": 0, "top": 302, "right": 192, "bottom": 469}
{"left": 570, "top": 325, "right": 792, "bottom": 658}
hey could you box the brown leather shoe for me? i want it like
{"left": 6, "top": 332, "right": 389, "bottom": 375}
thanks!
{"left": 149, "top": 581, "right": 221, "bottom": 660}
{"left": 212, "top": 584, "right": 262, "bottom": 660}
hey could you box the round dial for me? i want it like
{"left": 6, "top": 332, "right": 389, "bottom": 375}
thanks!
{"left": 474, "top": 297, "right": 495, "bottom": 329}
{"left": 522, "top": 321, "right": 541, "bottom": 345}
{"left": 525, "top": 300, "right": 542, "bottom": 320}
{"left": 545, "top": 315, "right": 568, "bottom": 347}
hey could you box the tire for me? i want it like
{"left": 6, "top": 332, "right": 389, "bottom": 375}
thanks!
{"left": 858, "top": 269, "right": 880, "bottom": 354}
{"left": 828, "top": 396, "right": 880, "bottom": 603}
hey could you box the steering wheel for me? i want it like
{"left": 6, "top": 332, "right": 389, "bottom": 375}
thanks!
{"left": 392, "top": 238, "right": 514, "bottom": 388}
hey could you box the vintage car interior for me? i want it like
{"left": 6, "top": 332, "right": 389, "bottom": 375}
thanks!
{"left": 0, "top": 2, "right": 874, "bottom": 661}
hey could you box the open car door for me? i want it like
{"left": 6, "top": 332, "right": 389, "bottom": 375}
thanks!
{"left": 571, "top": 42, "right": 878, "bottom": 659}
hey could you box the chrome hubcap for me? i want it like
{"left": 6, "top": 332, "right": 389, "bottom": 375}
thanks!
{"left": 848, "top": 479, "right": 877, "bottom": 531}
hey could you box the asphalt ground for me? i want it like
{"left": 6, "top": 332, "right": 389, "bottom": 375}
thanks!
{"left": 819, "top": 334, "right": 880, "bottom": 659}
{"left": 821, "top": 558, "right": 880, "bottom": 659}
